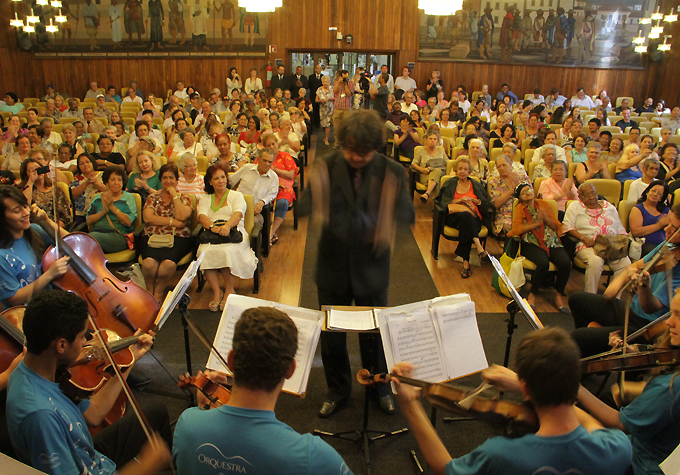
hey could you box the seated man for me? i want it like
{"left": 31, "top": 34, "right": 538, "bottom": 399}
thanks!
{"left": 173, "top": 306, "right": 352, "bottom": 475}
{"left": 228, "top": 146, "right": 278, "bottom": 225}
{"left": 61, "top": 98, "right": 84, "bottom": 120}
{"left": 83, "top": 107, "right": 104, "bottom": 135}
{"left": 393, "top": 326, "right": 632, "bottom": 475}
{"left": 613, "top": 98, "right": 631, "bottom": 115}
{"left": 84, "top": 81, "right": 99, "bottom": 99}
{"left": 570, "top": 87, "right": 596, "bottom": 109}
{"left": 400, "top": 92, "right": 418, "bottom": 115}
{"left": 562, "top": 183, "right": 631, "bottom": 294}
{"left": 571, "top": 203, "right": 680, "bottom": 357}
{"left": 635, "top": 97, "right": 654, "bottom": 114}
{"left": 494, "top": 83, "right": 518, "bottom": 105}
{"left": 6, "top": 289, "right": 171, "bottom": 475}
{"left": 653, "top": 106, "right": 680, "bottom": 134}
{"left": 93, "top": 94, "right": 113, "bottom": 122}
{"left": 385, "top": 102, "right": 406, "bottom": 132}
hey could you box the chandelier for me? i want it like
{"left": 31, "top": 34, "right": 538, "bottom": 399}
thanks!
{"left": 633, "top": 6, "right": 678, "bottom": 54}
{"left": 419, "top": 0, "right": 464, "bottom": 16}
{"left": 238, "top": 0, "right": 282, "bottom": 13}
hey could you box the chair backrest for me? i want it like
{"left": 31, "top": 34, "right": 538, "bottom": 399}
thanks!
{"left": 651, "top": 127, "right": 661, "bottom": 138}
{"left": 525, "top": 149, "right": 535, "bottom": 163}
{"left": 601, "top": 126, "right": 621, "bottom": 134}
{"left": 585, "top": 178, "right": 621, "bottom": 205}
{"left": 608, "top": 162, "right": 617, "bottom": 178}
{"left": 60, "top": 117, "right": 78, "bottom": 125}
{"left": 618, "top": 199, "right": 636, "bottom": 232}
{"left": 548, "top": 124, "right": 561, "bottom": 132}
{"left": 568, "top": 162, "right": 578, "bottom": 179}
{"left": 616, "top": 96, "right": 634, "bottom": 107}
{"left": 471, "top": 91, "right": 482, "bottom": 104}
{"left": 612, "top": 133, "right": 629, "bottom": 143}
{"left": 521, "top": 139, "right": 532, "bottom": 159}
{"left": 61, "top": 170, "right": 74, "bottom": 183}
{"left": 534, "top": 177, "right": 547, "bottom": 194}
{"left": 670, "top": 136, "right": 680, "bottom": 146}
{"left": 640, "top": 112, "right": 656, "bottom": 120}
{"left": 439, "top": 128, "right": 457, "bottom": 139}
{"left": 446, "top": 159, "right": 456, "bottom": 175}
{"left": 242, "top": 194, "right": 255, "bottom": 236}
{"left": 131, "top": 192, "right": 143, "bottom": 232}
{"left": 640, "top": 121, "right": 656, "bottom": 132}
{"left": 416, "top": 127, "right": 425, "bottom": 144}
{"left": 196, "top": 155, "right": 209, "bottom": 173}
{"left": 527, "top": 161, "right": 538, "bottom": 180}
{"left": 442, "top": 137, "right": 453, "bottom": 156}
{"left": 0, "top": 155, "right": 4, "bottom": 169}
{"left": 94, "top": 117, "right": 108, "bottom": 126}
{"left": 625, "top": 126, "right": 647, "bottom": 135}
{"left": 622, "top": 179, "right": 634, "bottom": 200}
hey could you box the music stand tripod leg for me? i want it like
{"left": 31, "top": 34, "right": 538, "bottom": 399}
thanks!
{"left": 178, "top": 294, "right": 195, "bottom": 406}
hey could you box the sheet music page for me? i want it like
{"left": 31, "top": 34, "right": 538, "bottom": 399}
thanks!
{"left": 156, "top": 248, "right": 208, "bottom": 329}
{"left": 432, "top": 301, "right": 489, "bottom": 380}
{"left": 0, "top": 453, "right": 47, "bottom": 474}
{"left": 385, "top": 310, "right": 447, "bottom": 383}
{"left": 488, "top": 255, "right": 543, "bottom": 330}
{"left": 283, "top": 316, "right": 320, "bottom": 394}
{"left": 328, "top": 309, "right": 377, "bottom": 330}
{"left": 661, "top": 442, "right": 680, "bottom": 475}
{"left": 430, "top": 293, "right": 471, "bottom": 309}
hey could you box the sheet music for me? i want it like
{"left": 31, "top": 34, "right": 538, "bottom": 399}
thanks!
{"left": 432, "top": 301, "right": 488, "bottom": 380}
{"left": 283, "top": 317, "right": 319, "bottom": 394}
{"left": 0, "top": 453, "right": 47, "bottom": 474}
{"left": 328, "top": 309, "right": 377, "bottom": 330}
{"left": 430, "top": 293, "right": 471, "bottom": 309}
{"left": 385, "top": 310, "right": 447, "bottom": 383}
{"left": 488, "top": 255, "right": 543, "bottom": 330}
{"left": 661, "top": 442, "right": 680, "bottom": 475}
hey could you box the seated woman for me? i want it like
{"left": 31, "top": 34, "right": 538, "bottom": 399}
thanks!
{"left": 289, "top": 108, "right": 307, "bottom": 142}
{"left": 197, "top": 164, "right": 258, "bottom": 312}
{"left": 538, "top": 160, "right": 577, "bottom": 221}
{"left": 411, "top": 130, "right": 450, "bottom": 203}
{"left": 518, "top": 113, "right": 541, "bottom": 143}
{"left": 639, "top": 134, "right": 660, "bottom": 162}
{"left": 18, "top": 158, "right": 71, "bottom": 229}
{"left": 659, "top": 127, "right": 673, "bottom": 150}
{"left": 139, "top": 164, "right": 194, "bottom": 302}
{"left": 275, "top": 119, "right": 301, "bottom": 162}
{"left": 615, "top": 144, "right": 643, "bottom": 185}
{"left": 0, "top": 186, "right": 70, "bottom": 308}
{"left": 508, "top": 183, "right": 571, "bottom": 312}
{"left": 0, "top": 115, "right": 27, "bottom": 157}
{"left": 92, "top": 136, "right": 125, "bottom": 171}
{"left": 628, "top": 158, "right": 661, "bottom": 203}
{"left": 60, "top": 124, "right": 86, "bottom": 158}
{"left": 556, "top": 116, "right": 573, "bottom": 142}
{"left": 127, "top": 121, "right": 163, "bottom": 170}
{"left": 436, "top": 157, "right": 490, "bottom": 278}
{"left": 261, "top": 133, "right": 298, "bottom": 245}
{"left": 238, "top": 116, "right": 260, "bottom": 149}
{"left": 493, "top": 124, "right": 516, "bottom": 149}
{"left": 167, "top": 116, "right": 189, "bottom": 150}
{"left": 489, "top": 113, "right": 508, "bottom": 141}
{"left": 532, "top": 144, "right": 558, "bottom": 181}
{"left": 393, "top": 116, "right": 420, "bottom": 162}
{"left": 1, "top": 134, "right": 31, "bottom": 171}
{"left": 170, "top": 128, "right": 204, "bottom": 163}
{"left": 210, "top": 133, "right": 245, "bottom": 170}
{"left": 567, "top": 133, "right": 588, "bottom": 164}
{"left": 411, "top": 110, "right": 425, "bottom": 130}
{"left": 27, "top": 124, "right": 53, "bottom": 156}
{"left": 127, "top": 152, "right": 161, "bottom": 204}
{"left": 629, "top": 180, "right": 670, "bottom": 258}
{"left": 601, "top": 137, "right": 624, "bottom": 164}
{"left": 488, "top": 154, "right": 530, "bottom": 236}
{"left": 531, "top": 131, "right": 567, "bottom": 163}
{"left": 86, "top": 166, "right": 137, "bottom": 254}
{"left": 458, "top": 137, "right": 489, "bottom": 183}
{"left": 574, "top": 142, "right": 611, "bottom": 186}
{"left": 562, "top": 182, "right": 630, "bottom": 294}
{"left": 658, "top": 143, "right": 679, "bottom": 182}
{"left": 437, "top": 109, "right": 458, "bottom": 133}
{"left": 70, "top": 153, "right": 107, "bottom": 226}
{"left": 176, "top": 154, "right": 205, "bottom": 195}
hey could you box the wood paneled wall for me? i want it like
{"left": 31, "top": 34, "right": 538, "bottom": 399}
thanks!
{"left": 0, "top": 0, "right": 678, "bottom": 106}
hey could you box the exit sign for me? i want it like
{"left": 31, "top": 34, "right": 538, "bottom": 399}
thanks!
{"left": 269, "top": 45, "right": 277, "bottom": 53}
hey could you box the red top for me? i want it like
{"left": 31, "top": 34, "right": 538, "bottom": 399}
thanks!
{"left": 454, "top": 183, "right": 480, "bottom": 218}
{"left": 238, "top": 130, "right": 260, "bottom": 145}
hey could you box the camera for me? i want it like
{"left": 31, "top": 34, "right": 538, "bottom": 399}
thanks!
{"left": 37, "top": 166, "right": 50, "bottom": 175}
{"left": 343, "top": 77, "right": 348, "bottom": 83}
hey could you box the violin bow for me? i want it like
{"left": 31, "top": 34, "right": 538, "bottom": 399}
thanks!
{"left": 183, "top": 314, "right": 230, "bottom": 372}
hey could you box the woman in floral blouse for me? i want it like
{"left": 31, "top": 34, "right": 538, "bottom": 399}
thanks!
{"left": 487, "top": 154, "right": 529, "bottom": 236}
{"left": 70, "top": 153, "right": 108, "bottom": 226}
{"left": 19, "top": 158, "right": 71, "bottom": 228}
{"left": 139, "top": 163, "right": 194, "bottom": 302}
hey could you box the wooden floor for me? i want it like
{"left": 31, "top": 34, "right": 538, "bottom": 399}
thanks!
{"left": 180, "top": 134, "right": 587, "bottom": 314}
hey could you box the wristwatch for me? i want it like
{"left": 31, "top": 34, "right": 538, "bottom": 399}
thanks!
{"left": 209, "top": 224, "right": 216, "bottom": 231}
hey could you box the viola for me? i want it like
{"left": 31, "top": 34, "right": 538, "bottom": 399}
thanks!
{"left": 0, "top": 306, "right": 26, "bottom": 373}
{"left": 40, "top": 227, "right": 159, "bottom": 338}
{"left": 178, "top": 373, "right": 232, "bottom": 409}
{"left": 357, "top": 369, "right": 538, "bottom": 433}
{"left": 581, "top": 347, "right": 680, "bottom": 375}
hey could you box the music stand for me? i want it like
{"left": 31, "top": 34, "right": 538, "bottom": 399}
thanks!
{"left": 313, "top": 306, "right": 408, "bottom": 475}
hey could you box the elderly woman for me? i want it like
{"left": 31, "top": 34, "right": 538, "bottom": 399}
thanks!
{"left": 574, "top": 142, "right": 611, "bottom": 186}
{"left": 261, "top": 133, "right": 298, "bottom": 245}
{"left": 275, "top": 119, "right": 301, "bottom": 161}
{"left": 508, "top": 183, "right": 571, "bottom": 312}
{"left": 70, "top": 153, "right": 107, "bottom": 225}
{"left": 488, "top": 154, "right": 530, "bottom": 236}
{"left": 628, "top": 158, "right": 660, "bottom": 203}
{"left": 86, "top": 166, "right": 138, "bottom": 253}
{"left": 19, "top": 158, "right": 71, "bottom": 229}
{"left": 437, "top": 109, "right": 458, "bottom": 133}
{"left": 458, "top": 137, "right": 489, "bottom": 183}
{"left": 615, "top": 144, "right": 643, "bottom": 185}
{"left": 532, "top": 144, "right": 558, "bottom": 180}
{"left": 166, "top": 115, "right": 189, "bottom": 149}
{"left": 197, "top": 163, "right": 258, "bottom": 311}
{"left": 629, "top": 180, "right": 670, "bottom": 258}
{"left": 170, "top": 127, "right": 204, "bottom": 162}
{"left": 139, "top": 164, "right": 194, "bottom": 302}
{"left": 436, "top": 157, "right": 490, "bottom": 278}
{"left": 412, "top": 130, "right": 450, "bottom": 203}
{"left": 176, "top": 153, "right": 205, "bottom": 195}
{"left": 602, "top": 137, "right": 624, "bottom": 164}
{"left": 531, "top": 131, "right": 567, "bottom": 163}
{"left": 658, "top": 143, "right": 679, "bottom": 182}
{"left": 316, "top": 75, "right": 334, "bottom": 146}
{"left": 127, "top": 152, "right": 161, "bottom": 204}
{"left": 128, "top": 121, "right": 162, "bottom": 169}
{"left": 562, "top": 182, "right": 631, "bottom": 293}
{"left": 659, "top": 128, "right": 673, "bottom": 150}
{"left": 289, "top": 107, "right": 307, "bottom": 141}
{"left": 538, "top": 160, "right": 577, "bottom": 220}
{"left": 1, "top": 134, "right": 31, "bottom": 171}
{"left": 211, "top": 133, "right": 245, "bottom": 170}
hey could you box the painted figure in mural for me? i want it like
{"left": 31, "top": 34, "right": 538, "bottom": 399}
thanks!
{"left": 168, "top": 0, "right": 186, "bottom": 45}
{"left": 60, "top": 2, "right": 78, "bottom": 49}
{"left": 109, "top": 0, "right": 124, "bottom": 49}
{"left": 124, "top": 0, "right": 145, "bottom": 44}
{"left": 544, "top": 9, "right": 556, "bottom": 48}
{"left": 426, "top": 15, "right": 437, "bottom": 44}
{"left": 619, "top": 15, "right": 627, "bottom": 40}
{"left": 566, "top": 10, "right": 576, "bottom": 48}
{"left": 499, "top": 5, "right": 514, "bottom": 62}
{"left": 552, "top": 7, "right": 567, "bottom": 64}
{"left": 82, "top": 0, "right": 100, "bottom": 51}
{"left": 191, "top": 0, "right": 210, "bottom": 51}
{"left": 512, "top": 7, "right": 522, "bottom": 52}
{"left": 216, "top": 0, "right": 236, "bottom": 51}
{"left": 468, "top": 9, "right": 478, "bottom": 53}
{"left": 577, "top": 10, "right": 596, "bottom": 65}
{"left": 520, "top": 9, "right": 532, "bottom": 51}
{"left": 533, "top": 9, "right": 545, "bottom": 49}
{"left": 478, "top": 7, "right": 493, "bottom": 60}
{"left": 239, "top": 7, "right": 259, "bottom": 48}
{"left": 146, "top": 0, "right": 165, "bottom": 51}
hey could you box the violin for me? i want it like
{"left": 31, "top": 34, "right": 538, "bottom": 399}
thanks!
{"left": 178, "top": 373, "right": 231, "bottom": 409}
{"left": 357, "top": 369, "right": 538, "bottom": 433}
{"left": 581, "top": 347, "right": 680, "bottom": 374}
{"left": 40, "top": 225, "right": 159, "bottom": 338}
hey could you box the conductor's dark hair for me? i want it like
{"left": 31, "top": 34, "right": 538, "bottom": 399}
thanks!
{"left": 515, "top": 327, "right": 581, "bottom": 407}
{"left": 232, "top": 307, "right": 298, "bottom": 392}
{"left": 23, "top": 290, "right": 89, "bottom": 355}
{"left": 336, "top": 109, "right": 386, "bottom": 154}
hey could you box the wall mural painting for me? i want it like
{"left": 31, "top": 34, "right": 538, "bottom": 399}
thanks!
{"left": 418, "top": 0, "right": 657, "bottom": 69}
{"left": 16, "top": 0, "right": 267, "bottom": 57}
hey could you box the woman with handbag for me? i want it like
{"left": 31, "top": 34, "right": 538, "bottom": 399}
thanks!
{"left": 197, "top": 163, "right": 258, "bottom": 312}
{"left": 508, "top": 183, "right": 571, "bottom": 313}
{"left": 411, "top": 129, "right": 450, "bottom": 203}
{"left": 86, "top": 166, "right": 138, "bottom": 253}
{"left": 139, "top": 164, "right": 194, "bottom": 303}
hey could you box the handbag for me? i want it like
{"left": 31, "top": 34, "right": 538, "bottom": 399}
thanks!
{"left": 105, "top": 214, "right": 135, "bottom": 251}
{"left": 148, "top": 231, "right": 175, "bottom": 249}
{"left": 593, "top": 234, "right": 629, "bottom": 261}
{"left": 492, "top": 239, "right": 526, "bottom": 297}
{"left": 629, "top": 236, "right": 645, "bottom": 261}
{"left": 198, "top": 220, "right": 243, "bottom": 244}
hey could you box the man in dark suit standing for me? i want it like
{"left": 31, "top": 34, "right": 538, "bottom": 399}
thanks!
{"left": 299, "top": 109, "right": 415, "bottom": 418}
{"left": 290, "top": 66, "right": 309, "bottom": 92}
{"left": 270, "top": 64, "right": 289, "bottom": 94}
{"left": 308, "top": 64, "right": 323, "bottom": 127}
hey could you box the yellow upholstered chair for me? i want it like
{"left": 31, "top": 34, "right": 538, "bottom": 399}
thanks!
{"left": 601, "top": 126, "right": 622, "bottom": 134}
{"left": 584, "top": 179, "right": 621, "bottom": 206}
{"left": 622, "top": 180, "right": 634, "bottom": 201}
{"left": 512, "top": 199, "right": 559, "bottom": 273}
{"left": 616, "top": 97, "right": 634, "bottom": 107}
{"left": 568, "top": 162, "right": 578, "bottom": 179}
{"left": 618, "top": 200, "right": 636, "bottom": 232}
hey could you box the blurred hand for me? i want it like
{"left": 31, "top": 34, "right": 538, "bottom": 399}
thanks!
{"left": 391, "top": 362, "right": 420, "bottom": 407}
{"left": 481, "top": 364, "right": 522, "bottom": 393}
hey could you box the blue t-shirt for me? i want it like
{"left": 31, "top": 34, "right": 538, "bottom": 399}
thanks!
{"left": 86, "top": 191, "right": 137, "bottom": 234}
{"left": 630, "top": 242, "right": 680, "bottom": 322}
{"left": 446, "top": 425, "right": 631, "bottom": 475}
{"left": 173, "top": 405, "right": 353, "bottom": 475}
{"left": 0, "top": 103, "right": 25, "bottom": 114}
{"left": 621, "top": 374, "right": 680, "bottom": 475}
{"left": 6, "top": 361, "right": 116, "bottom": 475}
{"left": 0, "top": 224, "right": 52, "bottom": 308}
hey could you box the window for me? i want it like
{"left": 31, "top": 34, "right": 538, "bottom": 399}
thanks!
{"left": 494, "top": 15, "right": 499, "bottom": 24}
{"left": 531, "top": 0, "right": 535, "bottom": 6}
{"left": 549, "top": 0, "right": 553, "bottom": 6}
{"left": 495, "top": 2, "right": 499, "bottom": 10}
{"left": 540, "top": 0, "right": 544, "bottom": 6}
{"left": 504, "top": 3, "right": 508, "bottom": 10}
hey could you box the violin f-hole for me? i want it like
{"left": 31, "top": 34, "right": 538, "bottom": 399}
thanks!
{"left": 112, "top": 305, "right": 138, "bottom": 335}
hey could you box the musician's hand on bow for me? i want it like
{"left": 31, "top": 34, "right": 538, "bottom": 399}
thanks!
{"left": 391, "top": 363, "right": 421, "bottom": 406}
{"left": 631, "top": 270, "right": 651, "bottom": 290}
{"left": 30, "top": 203, "right": 48, "bottom": 222}
{"left": 608, "top": 330, "right": 623, "bottom": 349}
{"left": 135, "top": 434, "right": 171, "bottom": 473}
{"left": 481, "top": 364, "right": 521, "bottom": 393}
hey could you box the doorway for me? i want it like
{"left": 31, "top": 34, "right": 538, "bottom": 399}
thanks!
{"left": 289, "top": 51, "right": 395, "bottom": 82}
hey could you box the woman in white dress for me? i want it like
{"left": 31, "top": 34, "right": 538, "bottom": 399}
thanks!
{"left": 197, "top": 163, "right": 258, "bottom": 311}
{"left": 109, "top": 0, "right": 123, "bottom": 47}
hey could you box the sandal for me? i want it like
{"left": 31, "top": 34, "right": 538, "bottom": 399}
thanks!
{"left": 208, "top": 291, "right": 224, "bottom": 313}
{"left": 478, "top": 250, "right": 489, "bottom": 261}
{"left": 461, "top": 267, "right": 471, "bottom": 279}
{"left": 270, "top": 233, "right": 279, "bottom": 245}
{"left": 420, "top": 192, "right": 429, "bottom": 203}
